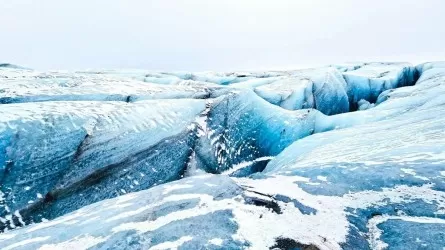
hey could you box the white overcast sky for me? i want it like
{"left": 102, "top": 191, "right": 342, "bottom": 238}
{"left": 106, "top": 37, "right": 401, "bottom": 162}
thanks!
{"left": 1, "top": 0, "right": 444, "bottom": 71}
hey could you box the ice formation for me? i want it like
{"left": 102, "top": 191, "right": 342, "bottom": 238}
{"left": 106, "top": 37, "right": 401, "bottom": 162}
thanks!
{"left": 0, "top": 62, "right": 444, "bottom": 249}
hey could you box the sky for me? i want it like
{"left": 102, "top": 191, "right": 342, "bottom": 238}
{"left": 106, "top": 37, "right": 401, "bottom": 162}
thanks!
{"left": 1, "top": 0, "right": 445, "bottom": 71}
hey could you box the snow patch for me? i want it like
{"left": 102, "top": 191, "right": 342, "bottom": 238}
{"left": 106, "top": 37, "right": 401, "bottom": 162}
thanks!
{"left": 3, "top": 237, "right": 50, "bottom": 250}
{"left": 208, "top": 238, "right": 224, "bottom": 246}
{"left": 149, "top": 236, "right": 193, "bottom": 250}
{"left": 38, "top": 235, "right": 108, "bottom": 250}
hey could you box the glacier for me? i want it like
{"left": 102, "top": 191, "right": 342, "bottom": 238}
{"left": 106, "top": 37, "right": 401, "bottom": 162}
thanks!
{"left": 0, "top": 62, "right": 444, "bottom": 249}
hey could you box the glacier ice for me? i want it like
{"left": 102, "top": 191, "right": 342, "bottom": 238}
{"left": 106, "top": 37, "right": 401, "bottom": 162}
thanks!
{"left": 342, "top": 62, "right": 417, "bottom": 110}
{"left": 0, "top": 62, "right": 444, "bottom": 249}
{"left": 0, "top": 99, "right": 207, "bottom": 228}
{"left": 415, "top": 61, "right": 445, "bottom": 75}
{"left": 193, "top": 90, "right": 324, "bottom": 175}
{"left": 0, "top": 70, "right": 228, "bottom": 104}
{"left": 252, "top": 68, "right": 349, "bottom": 115}
{"left": 228, "top": 63, "right": 417, "bottom": 115}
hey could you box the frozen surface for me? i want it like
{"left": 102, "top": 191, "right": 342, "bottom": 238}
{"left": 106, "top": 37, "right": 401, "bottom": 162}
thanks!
{"left": 415, "top": 61, "right": 445, "bottom": 75}
{"left": 0, "top": 98, "right": 207, "bottom": 227}
{"left": 193, "top": 90, "right": 324, "bottom": 175}
{"left": 229, "top": 63, "right": 417, "bottom": 115}
{"left": 253, "top": 68, "right": 349, "bottom": 115}
{"left": 0, "top": 69, "right": 227, "bottom": 104}
{"left": 342, "top": 62, "right": 416, "bottom": 110}
{"left": 0, "top": 62, "right": 444, "bottom": 249}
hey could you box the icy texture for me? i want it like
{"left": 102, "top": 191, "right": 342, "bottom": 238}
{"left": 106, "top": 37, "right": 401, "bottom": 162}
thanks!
{"left": 0, "top": 175, "right": 247, "bottom": 250}
{"left": 228, "top": 63, "right": 416, "bottom": 115}
{"left": 415, "top": 61, "right": 445, "bottom": 75}
{"left": 342, "top": 62, "right": 417, "bottom": 110}
{"left": 193, "top": 90, "right": 324, "bottom": 175}
{"left": 0, "top": 62, "right": 444, "bottom": 249}
{"left": 91, "top": 69, "right": 284, "bottom": 86}
{"left": 0, "top": 99, "right": 207, "bottom": 228}
{"left": 253, "top": 68, "right": 349, "bottom": 115}
{"left": 0, "top": 70, "right": 226, "bottom": 104}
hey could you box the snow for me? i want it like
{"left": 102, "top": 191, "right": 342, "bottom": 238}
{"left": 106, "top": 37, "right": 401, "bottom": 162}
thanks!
{"left": 208, "top": 238, "right": 223, "bottom": 246}
{"left": 38, "top": 235, "right": 108, "bottom": 250}
{"left": 400, "top": 168, "right": 430, "bottom": 181}
{"left": 149, "top": 236, "right": 193, "bottom": 250}
{"left": 162, "top": 184, "right": 194, "bottom": 195}
{"left": 317, "top": 176, "right": 328, "bottom": 182}
{"left": 222, "top": 156, "right": 274, "bottom": 176}
{"left": 3, "top": 237, "right": 51, "bottom": 250}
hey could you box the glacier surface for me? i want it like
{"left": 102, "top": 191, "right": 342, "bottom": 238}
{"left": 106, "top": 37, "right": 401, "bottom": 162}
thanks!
{"left": 0, "top": 62, "right": 444, "bottom": 249}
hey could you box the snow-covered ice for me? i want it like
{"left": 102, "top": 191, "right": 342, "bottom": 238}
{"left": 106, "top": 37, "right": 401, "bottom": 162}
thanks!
{"left": 0, "top": 62, "right": 444, "bottom": 249}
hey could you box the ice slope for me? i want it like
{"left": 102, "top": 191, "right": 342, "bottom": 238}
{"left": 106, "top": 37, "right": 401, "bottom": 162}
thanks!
{"left": 0, "top": 175, "right": 250, "bottom": 250}
{"left": 0, "top": 99, "right": 207, "bottom": 229}
{"left": 192, "top": 90, "right": 324, "bottom": 176}
{"left": 0, "top": 62, "right": 444, "bottom": 249}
